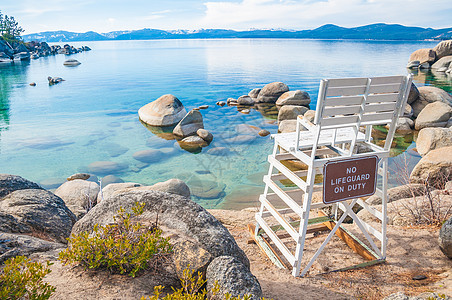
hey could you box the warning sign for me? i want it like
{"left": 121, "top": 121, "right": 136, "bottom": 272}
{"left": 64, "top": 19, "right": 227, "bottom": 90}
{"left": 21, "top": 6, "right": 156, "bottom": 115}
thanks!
{"left": 323, "top": 155, "right": 378, "bottom": 204}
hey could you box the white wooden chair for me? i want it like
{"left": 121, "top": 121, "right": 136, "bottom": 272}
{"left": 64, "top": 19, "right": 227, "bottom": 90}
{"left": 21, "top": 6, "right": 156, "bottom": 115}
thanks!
{"left": 253, "top": 75, "right": 412, "bottom": 277}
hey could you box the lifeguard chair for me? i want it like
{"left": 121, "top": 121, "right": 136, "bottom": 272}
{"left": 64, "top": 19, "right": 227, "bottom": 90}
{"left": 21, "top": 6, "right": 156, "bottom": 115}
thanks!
{"left": 250, "top": 75, "right": 412, "bottom": 277}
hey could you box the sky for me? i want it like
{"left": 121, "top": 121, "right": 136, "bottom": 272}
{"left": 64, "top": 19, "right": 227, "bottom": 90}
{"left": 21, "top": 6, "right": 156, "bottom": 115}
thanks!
{"left": 2, "top": 0, "right": 452, "bottom": 34}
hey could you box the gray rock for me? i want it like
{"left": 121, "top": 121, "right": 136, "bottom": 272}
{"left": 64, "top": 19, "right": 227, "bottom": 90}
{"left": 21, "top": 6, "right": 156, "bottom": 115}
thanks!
{"left": 439, "top": 216, "right": 452, "bottom": 259}
{"left": 173, "top": 110, "right": 204, "bottom": 137}
{"left": 366, "top": 184, "right": 425, "bottom": 205}
{"left": 404, "top": 103, "right": 414, "bottom": 118}
{"left": 419, "top": 62, "right": 430, "bottom": 69}
{"left": 178, "top": 136, "right": 208, "bottom": 150}
{"left": 394, "top": 117, "right": 414, "bottom": 133}
{"left": 258, "top": 129, "right": 270, "bottom": 137}
{"left": 132, "top": 149, "right": 163, "bottom": 163}
{"left": 257, "top": 82, "right": 289, "bottom": 103}
{"left": 278, "top": 120, "right": 297, "bottom": 133}
{"left": 406, "top": 61, "right": 420, "bottom": 69}
{"left": 384, "top": 292, "right": 409, "bottom": 300}
{"left": 101, "top": 175, "right": 124, "bottom": 188}
{"left": 224, "top": 135, "right": 257, "bottom": 144}
{"left": 409, "top": 48, "right": 436, "bottom": 64}
{"left": 408, "top": 83, "right": 420, "bottom": 104}
{"left": 206, "top": 256, "right": 262, "bottom": 300}
{"left": 63, "top": 59, "right": 81, "bottom": 66}
{"left": 0, "top": 174, "right": 42, "bottom": 198}
{"left": 416, "top": 127, "right": 452, "bottom": 156}
{"left": 67, "top": 173, "right": 90, "bottom": 181}
{"left": 54, "top": 179, "right": 99, "bottom": 219}
{"left": 197, "top": 128, "right": 213, "bottom": 143}
{"left": 97, "top": 182, "right": 142, "bottom": 202}
{"left": 304, "top": 110, "right": 316, "bottom": 122}
{"left": 410, "top": 146, "right": 452, "bottom": 186}
{"left": 207, "top": 147, "right": 231, "bottom": 156}
{"left": 278, "top": 105, "right": 309, "bottom": 123}
{"left": 198, "top": 105, "right": 209, "bottom": 110}
{"left": 235, "top": 124, "right": 260, "bottom": 135}
{"left": 216, "top": 101, "right": 226, "bottom": 106}
{"left": 149, "top": 178, "right": 191, "bottom": 198}
{"left": 276, "top": 90, "right": 310, "bottom": 106}
{"left": 138, "top": 94, "right": 187, "bottom": 127}
{"left": 415, "top": 101, "right": 452, "bottom": 130}
{"left": 47, "top": 76, "right": 64, "bottom": 84}
{"left": 248, "top": 88, "right": 261, "bottom": 99}
{"left": 237, "top": 95, "right": 255, "bottom": 106}
{"left": 431, "top": 56, "right": 452, "bottom": 70}
{"left": 412, "top": 86, "right": 452, "bottom": 117}
{"left": 433, "top": 40, "right": 452, "bottom": 60}
{"left": 227, "top": 98, "right": 237, "bottom": 105}
{"left": 71, "top": 190, "right": 250, "bottom": 268}
{"left": 87, "top": 161, "right": 128, "bottom": 175}
{"left": 0, "top": 189, "right": 76, "bottom": 243}
{"left": 0, "top": 232, "right": 64, "bottom": 264}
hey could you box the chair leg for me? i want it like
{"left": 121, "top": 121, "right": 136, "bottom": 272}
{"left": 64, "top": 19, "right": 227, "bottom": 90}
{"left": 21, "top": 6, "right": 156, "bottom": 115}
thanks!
{"left": 292, "top": 166, "right": 316, "bottom": 276}
{"left": 381, "top": 158, "right": 388, "bottom": 258}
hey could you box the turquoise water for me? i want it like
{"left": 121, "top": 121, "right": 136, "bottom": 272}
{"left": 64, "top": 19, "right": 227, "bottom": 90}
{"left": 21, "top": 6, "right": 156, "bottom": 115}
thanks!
{"left": 0, "top": 39, "right": 448, "bottom": 209}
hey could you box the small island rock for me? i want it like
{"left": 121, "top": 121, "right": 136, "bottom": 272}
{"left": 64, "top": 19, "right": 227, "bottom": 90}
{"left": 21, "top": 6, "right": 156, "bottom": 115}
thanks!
{"left": 276, "top": 90, "right": 310, "bottom": 107}
{"left": 138, "top": 94, "right": 187, "bottom": 127}
{"left": 173, "top": 110, "right": 204, "bottom": 137}
{"left": 257, "top": 82, "right": 289, "bottom": 103}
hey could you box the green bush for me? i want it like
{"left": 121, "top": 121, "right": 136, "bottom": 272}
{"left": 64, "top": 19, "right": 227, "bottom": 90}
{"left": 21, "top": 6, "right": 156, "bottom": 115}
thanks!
{"left": 59, "top": 202, "right": 172, "bottom": 277}
{"left": 0, "top": 256, "right": 55, "bottom": 300}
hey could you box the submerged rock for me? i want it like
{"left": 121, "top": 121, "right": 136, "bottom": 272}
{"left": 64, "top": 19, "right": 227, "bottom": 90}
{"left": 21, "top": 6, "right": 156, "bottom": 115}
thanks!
{"left": 63, "top": 59, "right": 81, "bottom": 66}
{"left": 138, "top": 94, "right": 187, "bottom": 127}
{"left": 47, "top": 76, "right": 64, "bottom": 84}
{"left": 87, "top": 161, "right": 128, "bottom": 175}
{"left": 132, "top": 149, "right": 164, "bottom": 163}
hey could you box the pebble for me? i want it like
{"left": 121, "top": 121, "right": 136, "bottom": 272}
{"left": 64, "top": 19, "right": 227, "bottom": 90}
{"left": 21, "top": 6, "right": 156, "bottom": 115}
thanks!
{"left": 29, "top": 82, "right": 36, "bottom": 86}
{"left": 198, "top": 105, "right": 209, "bottom": 110}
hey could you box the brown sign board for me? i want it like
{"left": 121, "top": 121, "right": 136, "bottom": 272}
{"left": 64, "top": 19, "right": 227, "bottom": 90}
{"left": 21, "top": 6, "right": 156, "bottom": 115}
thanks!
{"left": 323, "top": 155, "right": 378, "bottom": 204}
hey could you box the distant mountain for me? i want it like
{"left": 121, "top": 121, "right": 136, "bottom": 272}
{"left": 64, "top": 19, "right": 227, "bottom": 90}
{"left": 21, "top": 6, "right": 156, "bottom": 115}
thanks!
{"left": 22, "top": 23, "right": 452, "bottom": 42}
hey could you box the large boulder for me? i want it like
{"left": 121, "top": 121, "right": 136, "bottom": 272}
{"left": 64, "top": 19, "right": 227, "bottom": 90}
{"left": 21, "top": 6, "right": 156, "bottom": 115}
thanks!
{"left": 410, "top": 146, "right": 452, "bottom": 186}
{"left": 276, "top": 90, "right": 310, "bottom": 107}
{"left": 173, "top": 110, "right": 204, "bottom": 137}
{"left": 0, "top": 189, "right": 76, "bottom": 243}
{"left": 248, "top": 88, "right": 261, "bottom": 99}
{"left": 138, "top": 94, "right": 187, "bottom": 127}
{"left": 433, "top": 40, "right": 452, "bottom": 60}
{"left": 98, "top": 182, "right": 142, "bottom": 202}
{"left": 407, "top": 83, "right": 419, "bottom": 105}
{"left": 172, "top": 240, "right": 212, "bottom": 279}
{"left": 71, "top": 190, "right": 250, "bottom": 268}
{"left": 148, "top": 179, "right": 191, "bottom": 198}
{"left": 416, "top": 127, "right": 452, "bottom": 156}
{"left": 237, "top": 95, "right": 255, "bottom": 106}
{"left": 439, "top": 216, "right": 452, "bottom": 259}
{"left": 366, "top": 184, "right": 425, "bottom": 205}
{"left": 278, "top": 120, "right": 297, "bottom": 133}
{"left": 412, "top": 86, "right": 452, "bottom": 117}
{"left": 206, "top": 256, "right": 262, "bottom": 300}
{"left": 408, "top": 48, "right": 436, "bottom": 64}
{"left": 54, "top": 180, "right": 100, "bottom": 218}
{"left": 277, "top": 105, "right": 309, "bottom": 123}
{"left": 394, "top": 117, "right": 414, "bottom": 133}
{"left": 0, "top": 174, "right": 42, "bottom": 198}
{"left": 431, "top": 56, "right": 452, "bottom": 70}
{"left": 257, "top": 82, "right": 289, "bottom": 103}
{"left": 0, "top": 232, "right": 63, "bottom": 264}
{"left": 415, "top": 101, "right": 452, "bottom": 130}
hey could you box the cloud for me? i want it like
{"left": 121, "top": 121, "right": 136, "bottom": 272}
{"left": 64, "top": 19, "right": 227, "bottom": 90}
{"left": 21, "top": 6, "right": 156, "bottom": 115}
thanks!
{"left": 199, "top": 0, "right": 452, "bottom": 29}
{"left": 142, "top": 9, "right": 172, "bottom": 21}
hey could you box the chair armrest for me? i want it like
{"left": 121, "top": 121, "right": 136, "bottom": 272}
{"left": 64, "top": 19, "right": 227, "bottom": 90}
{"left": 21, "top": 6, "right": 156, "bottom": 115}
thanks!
{"left": 297, "top": 115, "right": 316, "bottom": 132}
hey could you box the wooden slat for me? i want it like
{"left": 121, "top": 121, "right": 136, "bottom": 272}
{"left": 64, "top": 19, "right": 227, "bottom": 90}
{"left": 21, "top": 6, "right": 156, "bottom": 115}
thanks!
{"left": 318, "top": 211, "right": 377, "bottom": 261}
{"left": 326, "top": 77, "right": 368, "bottom": 87}
{"left": 248, "top": 223, "right": 287, "bottom": 269}
{"left": 320, "top": 115, "right": 359, "bottom": 126}
{"left": 261, "top": 207, "right": 294, "bottom": 218}
{"left": 260, "top": 235, "right": 292, "bottom": 269}
{"left": 271, "top": 169, "right": 308, "bottom": 181}
{"left": 364, "top": 102, "right": 397, "bottom": 113}
{"left": 323, "top": 105, "right": 361, "bottom": 117}
{"left": 366, "top": 93, "right": 399, "bottom": 103}
{"left": 256, "top": 214, "right": 296, "bottom": 265}
{"left": 324, "top": 95, "right": 364, "bottom": 106}
{"left": 361, "top": 112, "right": 394, "bottom": 123}
{"left": 369, "top": 75, "right": 404, "bottom": 85}
{"left": 259, "top": 195, "right": 299, "bottom": 241}
{"left": 268, "top": 156, "right": 308, "bottom": 190}
{"left": 276, "top": 223, "right": 330, "bottom": 240}
{"left": 326, "top": 86, "right": 367, "bottom": 97}
{"left": 368, "top": 83, "right": 401, "bottom": 94}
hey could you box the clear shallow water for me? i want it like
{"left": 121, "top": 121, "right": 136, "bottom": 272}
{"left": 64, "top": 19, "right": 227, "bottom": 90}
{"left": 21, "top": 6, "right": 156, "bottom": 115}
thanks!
{"left": 0, "top": 39, "right": 449, "bottom": 209}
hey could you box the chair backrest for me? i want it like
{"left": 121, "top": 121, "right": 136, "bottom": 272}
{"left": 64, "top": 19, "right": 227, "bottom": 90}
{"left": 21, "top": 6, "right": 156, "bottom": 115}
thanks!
{"left": 313, "top": 75, "right": 412, "bottom": 130}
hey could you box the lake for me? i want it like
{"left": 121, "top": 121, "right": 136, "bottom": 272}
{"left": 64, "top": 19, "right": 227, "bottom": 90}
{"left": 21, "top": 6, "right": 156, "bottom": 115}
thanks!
{"left": 0, "top": 39, "right": 450, "bottom": 209}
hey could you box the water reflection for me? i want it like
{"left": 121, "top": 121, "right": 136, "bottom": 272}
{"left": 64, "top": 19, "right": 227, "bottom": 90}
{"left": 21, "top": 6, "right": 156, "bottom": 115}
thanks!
{"left": 410, "top": 68, "right": 452, "bottom": 92}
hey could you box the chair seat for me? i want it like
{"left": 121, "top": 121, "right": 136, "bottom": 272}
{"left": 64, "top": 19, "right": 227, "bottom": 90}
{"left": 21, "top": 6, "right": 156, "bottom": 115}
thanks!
{"left": 274, "top": 128, "right": 366, "bottom": 152}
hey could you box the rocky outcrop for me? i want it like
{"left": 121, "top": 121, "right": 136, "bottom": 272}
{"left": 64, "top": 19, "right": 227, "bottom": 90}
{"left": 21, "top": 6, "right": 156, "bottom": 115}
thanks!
{"left": 173, "top": 240, "right": 212, "bottom": 279}
{"left": 237, "top": 95, "right": 255, "bottom": 106}
{"left": 276, "top": 90, "right": 310, "bottom": 107}
{"left": 278, "top": 120, "right": 297, "bottom": 133}
{"left": 0, "top": 189, "right": 76, "bottom": 243}
{"left": 206, "top": 256, "right": 262, "bottom": 300}
{"left": 72, "top": 190, "right": 250, "bottom": 268}
{"left": 248, "top": 88, "right": 261, "bottom": 99}
{"left": 412, "top": 86, "right": 452, "bottom": 117}
{"left": 439, "top": 216, "right": 452, "bottom": 259}
{"left": 138, "top": 94, "right": 187, "bottom": 127}
{"left": 366, "top": 184, "right": 426, "bottom": 205}
{"left": 431, "top": 56, "right": 452, "bottom": 70}
{"left": 408, "top": 48, "right": 436, "bottom": 65}
{"left": 415, "top": 101, "right": 452, "bottom": 130}
{"left": 148, "top": 179, "right": 191, "bottom": 198}
{"left": 257, "top": 82, "right": 289, "bottom": 103}
{"left": 197, "top": 128, "right": 213, "bottom": 143}
{"left": 0, "top": 174, "right": 42, "bottom": 198}
{"left": 407, "top": 83, "right": 419, "bottom": 104}
{"left": 63, "top": 59, "right": 81, "bottom": 66}
{"left": 433, "top": 40, "right": 452, "bottom": 60}
{"left": 54, "top": 180, "right": 100, "bottom": 218}
{"left": 416, "top": 127, "right": 452, "bottom": 156}
{"left": 277, "top": 105, "right": 309, "bottom": 123}
{"left": 410, "top": 146, "right": 452, "bottom": 186}
{"left": 173, "top": 110, "right": 204, "bottom": 137}
{"left": 394, "top": 117, "right": 414, "bottom": 133}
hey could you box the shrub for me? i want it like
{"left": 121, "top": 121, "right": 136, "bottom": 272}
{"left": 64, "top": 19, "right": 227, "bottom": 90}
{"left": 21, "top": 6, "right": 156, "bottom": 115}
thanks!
{"left": 0, "top": 256, "right": 55, "bottom": 300}
{"left": 59, "top": 202, "right": 172, "bottom": 277}
{"left": 142, "top": 268, "right": 258, "bottom": 300}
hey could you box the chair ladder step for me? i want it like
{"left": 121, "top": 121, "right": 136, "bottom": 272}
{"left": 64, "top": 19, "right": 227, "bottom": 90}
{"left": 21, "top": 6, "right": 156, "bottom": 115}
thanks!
{"left": 263, "top": 176, "right": 303, "bottom": 215}
{"left": 259, "top": 195, "right": 299, "bottom": 242}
